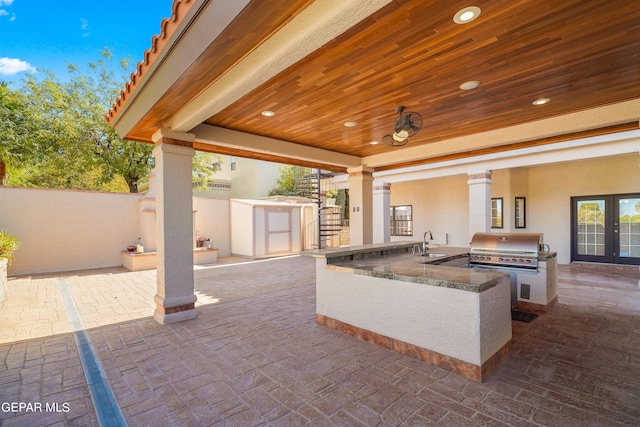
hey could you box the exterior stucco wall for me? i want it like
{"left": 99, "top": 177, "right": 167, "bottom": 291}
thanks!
{"left": 0, "top": 186, "right": 139, "bottom": 276}
{"left": 389, "top": 175, "right": 470, "bottom": 247}
{"left": 0, "top": 187, "right": 233, "bottom": 276}
{"left": 388, "top": 154, "right": 640, "bottom": 265}
{"left": 193, "top": 196, "right": 231, "bottom": 256}
{"left": 0, "top": 258, "right": 6, "bottom": 307}
{"left": 527, "top": 154, "right": 640, "bottom": 264}
{"left": 229, "top": 158, "right": 281, "bottom": 199}
{"left": 230, "top": 201, "right": 255, "bottom": 257}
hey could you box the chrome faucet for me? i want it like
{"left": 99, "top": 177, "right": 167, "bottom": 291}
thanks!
{"left": 423, "top": 230, "right": 433, "bottom": 253}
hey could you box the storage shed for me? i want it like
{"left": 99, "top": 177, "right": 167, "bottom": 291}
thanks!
{"left": 230, "top": 199, "right": 313, "bottom": 258}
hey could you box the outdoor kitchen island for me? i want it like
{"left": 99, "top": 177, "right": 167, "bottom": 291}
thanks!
{"left": 303, "top": 242, "right": 512, "bottom": 382}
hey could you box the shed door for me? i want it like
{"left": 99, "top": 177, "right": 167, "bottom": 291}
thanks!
{"left": 265, "top": 209, "right": 292, "bottom": 255}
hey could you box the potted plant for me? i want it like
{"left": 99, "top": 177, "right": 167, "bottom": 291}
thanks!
{"left": 0, "top": 230, "right": 20, "bottom": 307}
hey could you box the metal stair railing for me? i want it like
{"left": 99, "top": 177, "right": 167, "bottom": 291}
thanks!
{"left": 294, "top": 167, "right": 348, "bottom": 249}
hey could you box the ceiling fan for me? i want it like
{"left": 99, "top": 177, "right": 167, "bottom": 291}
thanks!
{"left": 382, "top": 106, "right": 423, "bottom": 147}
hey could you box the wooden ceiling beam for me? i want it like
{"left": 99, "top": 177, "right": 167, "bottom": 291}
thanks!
{"left": 192, "top": 124, "right": 360, "bottom": 170}
{"left": 373, "top": 122, "right": 639, "bottom": 172}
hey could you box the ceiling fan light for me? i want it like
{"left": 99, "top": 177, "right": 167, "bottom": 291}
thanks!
{"left": 392, "top": 132, "right": 408, "bottom": 142}
{"left": 383, "top": 134, "right": 409, "bottom": 147}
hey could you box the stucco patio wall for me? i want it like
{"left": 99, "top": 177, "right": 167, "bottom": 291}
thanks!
{"left": 0, "top": 258, "right": 6, "bottom": 307}
{"left": 0, "top": 186, "right": 231, "bottom": 276}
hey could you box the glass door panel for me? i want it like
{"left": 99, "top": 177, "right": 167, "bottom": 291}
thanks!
{"left": 615, "top": 197, "right": 640, "bottom": 264}
{"left": 576, "top": 199, "right": 606, "bottom": 258}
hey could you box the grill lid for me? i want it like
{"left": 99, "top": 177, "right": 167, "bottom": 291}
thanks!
{"left": 469, "top": 233, "right": 542, "bottom": 269}
{"left": 470, "top": 233, "right": 542, "bottom": 254}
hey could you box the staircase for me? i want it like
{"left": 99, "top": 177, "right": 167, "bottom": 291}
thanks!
{"left": 294, "top": 167, "right": 348, "bottom": 249}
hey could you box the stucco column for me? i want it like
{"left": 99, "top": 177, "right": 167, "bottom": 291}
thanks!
{"left": 347, "top": 166, "right": 374, "bottom": 245}
{"left": 468, "top": 170, "right": 492, "bottom": 241}
{"left": 151, "top": 129, "right": 197, "bottom": 324}
{"left": 373, "top": 182, "right": 391, "bottom": 243}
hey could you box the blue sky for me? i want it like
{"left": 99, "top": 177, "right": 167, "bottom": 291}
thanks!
{"left": 0, "top": 0, "right": 172, "bottom": 87}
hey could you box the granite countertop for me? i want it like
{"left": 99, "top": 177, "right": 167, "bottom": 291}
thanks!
{"left": 304, "top": 241, "right": 556, "bottom": 293}
{"left": 302, "top": 241, "right": 419, "bottom": 259}
{"left": 327, "top": 251, "right": 507, "bottom": 293}
{"left": 302, "top": 240, "right": 557, "bottom": 262}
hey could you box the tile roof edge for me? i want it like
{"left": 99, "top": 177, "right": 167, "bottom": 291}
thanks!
{"left": 105, "top": 0, "right": 196, "bottom": 124}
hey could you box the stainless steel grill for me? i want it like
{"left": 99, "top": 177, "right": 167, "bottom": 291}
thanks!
{"left": 469, "top": 233, "right": 542, "bottom": 271}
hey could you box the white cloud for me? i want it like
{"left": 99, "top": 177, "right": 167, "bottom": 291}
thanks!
{"left": 80, "top": 18, "right": 90, "bottom": 37}
{"left": 0, "top": 57, "right": 36, "bottom": 76}
{"left": 0, "top": 0, "right": 15, "bottom": 21}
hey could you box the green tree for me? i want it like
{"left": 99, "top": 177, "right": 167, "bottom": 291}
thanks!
{"left": 5, "top": 50, "right": 154, "bottom": 192}
{"left": 1, "top": 49, "right": 225, "bottom": 192}
{"left": 268, "top": 165, "right": 302, "bottom": 196}
{"left": 192, "top": 151, "right": 223, "bottom": 191}
{"left": 577, "top": 202, "right": 604, "bottom": 225}
{"left": 0, "top": 82, "right": 31, "bottom": 184}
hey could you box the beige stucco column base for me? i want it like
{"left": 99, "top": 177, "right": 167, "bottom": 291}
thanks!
{"left": 152, "top": 129, "right": 197, "bottom": 324}
{"left": 153, "top": 294, "right": 198, "bottom": 324}
{"left": 348, "top": 166, "right": 375, "bottom": 245}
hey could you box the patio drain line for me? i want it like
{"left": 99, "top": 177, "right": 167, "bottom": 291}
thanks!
{"left": 58, "top": 279, "right": 128, "bottom": 427}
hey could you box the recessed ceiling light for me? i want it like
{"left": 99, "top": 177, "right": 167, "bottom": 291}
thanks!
{"left": 370, "top": 140, "right": 379, "bottom": 145}
{"left": 261, "top": 110, "right": 275, "bottom": 117}
{"left": 459, "top": 80, "right": 480, "bottom": 90}
{"left": 343, "top": 121, "right": 358, "bottom": 127}
{"left": 532, "top": 98, "right": 550, "bottom": 105}
{"left": 454, "top": 6, "right": 481, "bottom": 24}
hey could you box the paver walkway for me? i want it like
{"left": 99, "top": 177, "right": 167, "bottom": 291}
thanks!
{"left": 0, "top": 256, "right": 639, "bottom": 426}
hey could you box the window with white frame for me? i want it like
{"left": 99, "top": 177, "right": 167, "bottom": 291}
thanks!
{"left": 390, "top": 205, "right": 413, "bottom": 236}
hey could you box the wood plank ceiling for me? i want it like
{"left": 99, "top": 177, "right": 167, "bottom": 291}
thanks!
{"left": 117, "top": 0, "right": 640, "bottom": 171}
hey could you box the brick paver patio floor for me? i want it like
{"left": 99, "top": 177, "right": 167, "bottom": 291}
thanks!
{"left": 1, "top": 256, "right": 639, "bottom": 426}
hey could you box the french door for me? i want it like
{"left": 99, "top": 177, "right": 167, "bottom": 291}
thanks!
{"left": 571, "top": 194, "right": 640, "bottom": 265}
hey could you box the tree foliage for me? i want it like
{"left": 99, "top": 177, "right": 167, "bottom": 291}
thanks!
{"left": 0, "top": 81, "right": 32, "bottom": 183}
{"left": 268, "top": 165, "right": 302, "bottom": 196}
{"left": 192, "top": 151, "right": 223, "bottom": 191}
{"left": 0, "top": 49, "right": 222, "bottom": 192}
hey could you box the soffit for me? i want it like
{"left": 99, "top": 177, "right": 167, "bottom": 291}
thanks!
{"left": 110, "top": 0, "right": 640, "bottom": 171}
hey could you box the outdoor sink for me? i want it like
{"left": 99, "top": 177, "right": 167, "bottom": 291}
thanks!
{"left": 422, "top": 253, "right": 446, "bottom": 258}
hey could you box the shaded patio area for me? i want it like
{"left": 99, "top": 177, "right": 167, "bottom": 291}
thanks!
{"left": 1, "top": 256, "right": 639, "bottom": 426}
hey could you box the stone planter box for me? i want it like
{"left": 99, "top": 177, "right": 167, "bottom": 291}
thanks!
{"left": 121, "top": 247, "right": 218, "bottom": 271}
